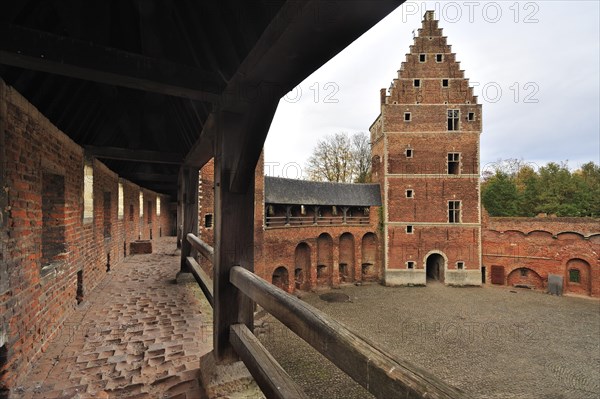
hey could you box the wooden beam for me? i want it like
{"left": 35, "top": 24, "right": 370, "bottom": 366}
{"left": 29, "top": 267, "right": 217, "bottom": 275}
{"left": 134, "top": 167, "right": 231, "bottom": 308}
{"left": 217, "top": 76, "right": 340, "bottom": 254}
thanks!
{"left": 85, "top": 145, "right": 183, "bottom": 164}
{"left": 179, "top": 167, "right": 199, "bottom": 272}
{"left": 119, "top": 172, "right": 179, "bottom": 183}
{"left": 186, "top": 256, "right": 214, "bottom": 307}
{"left": 0, "top": 24, "right": 225, "bottom": 102}
{"left": 230, "top": 266, "right": 471, "bottom": 399}
{"left": 230, "top": 324, "right": 308, "bottom": 399}
{"left": 176, "top": 168, "right": 184, "bottom": 249}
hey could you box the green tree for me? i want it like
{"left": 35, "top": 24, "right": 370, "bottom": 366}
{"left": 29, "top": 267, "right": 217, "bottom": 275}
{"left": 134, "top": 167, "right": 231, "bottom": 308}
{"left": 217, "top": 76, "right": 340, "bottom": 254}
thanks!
{"left": 481, "top": 171, "right": 519, "bottom": 216}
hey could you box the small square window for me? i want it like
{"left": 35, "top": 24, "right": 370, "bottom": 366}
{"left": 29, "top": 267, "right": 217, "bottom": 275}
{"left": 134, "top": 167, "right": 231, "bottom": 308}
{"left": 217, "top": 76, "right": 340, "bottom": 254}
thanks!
{"left": 204, "top": 214, "right": 214, "bottom": 229}
{"left": 419, "top": 54, "right": 426, "bottom": 63}
{"left": 414, "top": 79, "right": 421, "bottom": 88}
{"left": 569, "top": 269, "right": 580, "bottom": 283}
{"left": 406, "top": 225, "right": 413, "bottom": 234}
{"left": 442, "top": 79, "right": 449, "bottom": 87}
{"left": 468, "top": 112, "right": 475, "bottom": 121}
{"left": 406, "top": 189, "right": 414, "bottom": 198}
{"left": 404, "top": 112, "right": 411, "bottom": 122}
{"left": 407, "top": 261, "right": 415, "bottom": 269}
{"left": 457, "top": 262, "right": 464, "bottom": 270}
{"left": 436, "top": 54, "right": 443, "bottom": 62}
{"left": 406, "top": 149, "right": 413, "bottom": 158}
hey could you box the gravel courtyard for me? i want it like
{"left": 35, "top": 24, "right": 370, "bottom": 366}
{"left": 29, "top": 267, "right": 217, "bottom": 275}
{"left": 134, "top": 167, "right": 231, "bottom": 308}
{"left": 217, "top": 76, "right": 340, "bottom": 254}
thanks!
{"left": 258, "top": 283, "right": 600, "bottom": 399}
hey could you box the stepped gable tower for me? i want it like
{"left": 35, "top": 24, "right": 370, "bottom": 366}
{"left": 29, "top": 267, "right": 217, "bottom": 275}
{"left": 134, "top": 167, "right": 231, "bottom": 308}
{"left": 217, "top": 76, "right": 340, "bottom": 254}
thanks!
{"left": 370, "top": 10, "right": 482, "bottom": 286}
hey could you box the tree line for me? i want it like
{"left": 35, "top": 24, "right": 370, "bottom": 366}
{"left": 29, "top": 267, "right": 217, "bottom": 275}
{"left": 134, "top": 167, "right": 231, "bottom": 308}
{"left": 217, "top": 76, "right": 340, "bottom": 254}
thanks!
{"left": 481, "top": 159, "right": 600, "bottom": 217}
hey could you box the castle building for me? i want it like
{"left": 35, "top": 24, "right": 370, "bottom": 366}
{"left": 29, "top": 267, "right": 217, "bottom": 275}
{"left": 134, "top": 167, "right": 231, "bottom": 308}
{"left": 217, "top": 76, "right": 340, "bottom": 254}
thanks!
{"left": 370, "top": 10, "right": 482, "bottom": 286}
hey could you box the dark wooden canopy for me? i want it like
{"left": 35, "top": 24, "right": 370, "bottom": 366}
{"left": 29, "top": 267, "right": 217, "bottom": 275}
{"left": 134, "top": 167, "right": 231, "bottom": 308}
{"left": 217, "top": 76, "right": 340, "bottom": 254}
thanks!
{"left": 0, "top": 0, "right": 402, "bottom": 198}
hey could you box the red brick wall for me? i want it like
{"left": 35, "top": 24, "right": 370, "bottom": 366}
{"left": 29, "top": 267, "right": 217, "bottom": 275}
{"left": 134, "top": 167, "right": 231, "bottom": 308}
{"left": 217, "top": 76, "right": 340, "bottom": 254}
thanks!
{"left": 483, "top": 217, "right": 599, "bottom": 297}
{"left": 0, "top": 81, "right": 175, "bottom": 390}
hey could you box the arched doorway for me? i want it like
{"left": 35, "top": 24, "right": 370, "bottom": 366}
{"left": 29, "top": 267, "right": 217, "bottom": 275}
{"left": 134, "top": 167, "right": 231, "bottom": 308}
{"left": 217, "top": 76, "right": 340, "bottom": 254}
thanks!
{"left": 361, "top": 233, "right": 378, "bottom": 281}
{"left": 565, "top": 259, "right": 592, "bottom": 296}
{"left": 294, "top": 243, "right": 311, "bottom": 291}
{"left": 272, "top": 266, "right": 290, "bottom": 292}
{"left": 507, "top": 267, "right": 543, "bottom": 290}
{"left": 339, "top": 233, "right": 355, "bottom": 283}
{"left": 425, "top": 253, "right": 445, "bottom": 283}
{"left": 317, "top": 233, "right": 333, "bottom": 286}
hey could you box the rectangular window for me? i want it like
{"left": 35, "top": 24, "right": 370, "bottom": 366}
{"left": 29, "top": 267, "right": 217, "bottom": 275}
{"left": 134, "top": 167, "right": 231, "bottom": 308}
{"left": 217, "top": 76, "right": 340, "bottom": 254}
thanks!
{"left": 569, "top": 269, "right": 580, "bottom": 283}
{"left": 42, "top": 172, "right": 66, "bottom": 269}
{"left": 406, "top": 189, "right": 414, "bottom": 198}
{"left": 103, "top": 192, "right": 111, "bottom": 238}
{"left": 118, "top": 183, "right": 124, "bottom": 220}
{"left": 436, "top": 54, "right": 443, "bottom": 62}
{"left": 404, "top": 112, "right": 411, "bottom": 122}
{"left": 83, "top": 163, "right": 94, "bottom": 222}
{"left": 442, "top": 79, "right": 449, "bottom": 87}
{"left": 139, "top": 192, "right": 144, "bottom": 217}
{"left": 468, "top": 112, "right": 475, "bottom": 121}
{"left": 448, "top": 201, "right": 461, "bottom": 223}
{"left": 414, "top": 79, "right": 421, "bottom": 88}
{"left": 457, "top": 261, "right": 465, "bottom": 270}
{"left": 205, "top": 214, "right": 214, "bottom": 229}
{"left": 448, "top": 153, "right": 460, "bottom": 175}
{"left": 419, "top": 54, "right": 426, "bottom": 63}
{"left": 156, "top": 197, "right": 161, "bottom": 216}
{"left": 406, "top": 225, "right": 414, "bottom": 234}
{"left": 406, "top": 148, "right": 413, "bottom": 158}
{"left": 407, "top": 261, "right": 415, "bottom": 269}
{"left": 447, "top": 109, "right": 459, "bottom": 131}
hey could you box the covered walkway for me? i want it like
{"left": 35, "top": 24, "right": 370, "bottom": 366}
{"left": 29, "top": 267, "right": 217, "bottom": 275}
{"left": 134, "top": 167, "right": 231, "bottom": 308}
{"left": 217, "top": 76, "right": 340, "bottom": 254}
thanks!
{"left": 13, "top": 238, "right": 212, "bottom": 399}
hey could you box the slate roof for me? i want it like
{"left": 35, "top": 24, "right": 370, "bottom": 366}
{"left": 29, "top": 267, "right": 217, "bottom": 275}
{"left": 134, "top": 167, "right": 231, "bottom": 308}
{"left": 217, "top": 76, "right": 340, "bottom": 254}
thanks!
{"left": 264, "top": 176, "right": 382, "bottom": 206}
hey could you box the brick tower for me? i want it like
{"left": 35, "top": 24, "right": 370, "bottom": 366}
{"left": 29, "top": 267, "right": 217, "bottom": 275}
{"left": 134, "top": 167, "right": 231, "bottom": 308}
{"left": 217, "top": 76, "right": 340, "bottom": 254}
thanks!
{"left": 370, "top": 11, "right": 482, "bottom": 286}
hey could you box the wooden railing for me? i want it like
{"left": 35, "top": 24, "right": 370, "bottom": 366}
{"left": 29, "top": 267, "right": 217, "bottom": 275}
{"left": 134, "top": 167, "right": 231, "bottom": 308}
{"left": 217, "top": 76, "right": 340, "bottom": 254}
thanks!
{"left": 186, "top": 233, "right": 470, "bottom": 399}
{"left": 265, "top": 215, "right": 370, "bottom": 227}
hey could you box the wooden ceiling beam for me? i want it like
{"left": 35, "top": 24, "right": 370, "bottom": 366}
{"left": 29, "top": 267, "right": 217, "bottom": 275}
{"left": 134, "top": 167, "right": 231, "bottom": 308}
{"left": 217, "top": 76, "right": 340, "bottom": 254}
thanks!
{"left": 0, "top": 23, "right": 225, "bottom": 102}
{"left": 85, "top": 145, "right": 183, "bottom": 164}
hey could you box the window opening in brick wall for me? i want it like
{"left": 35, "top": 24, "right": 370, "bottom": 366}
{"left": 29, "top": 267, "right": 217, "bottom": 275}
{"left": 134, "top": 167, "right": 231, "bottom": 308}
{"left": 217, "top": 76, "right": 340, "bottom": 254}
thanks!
{"left": 118, "top": 183, "right": 124, "bottom": 220}
{"left": 103, "top": 192, "right": 111, "bottom": 238}
{"left": 419, "top": 53, "right": 426, "bottom": 62}
{"left": 83, "top": 163, "right": 93, "bottom": 222}
{"left": 569, "top": 269, "right": 580, "bottom": 283}
{"left": 457, "top": 261, "right": 465, "bottom": 270}
{"left": 406, "top": 225, "right": 413, "bottom": 234}
{"left": 414, "top": 79, "right": 421, "bottom": 88}
{"left": 139, "top": 192, "right": 143, "bottom": 217}
{"left": 448, "top": 109, "right": 459, "bottom": 130}
{"left": 156, "top": 197, "right": 161, "bottom": 216}
{"left": 448, "top": 153, "right": 460, "bottom": 175}
{"left": 448, "top": 200, "right": 461, "bottom": 223}
{"left": 406, "top": 189, "right": 414, "bottom": 198}
{"left": 406, "top": 148, "right": 413, "bottom": 158}
{"left": 42, "top": 172, "right": 66, "bottom": 270}
{"left": 147, "top": 201, "right": 153, "bottom": 224}
{"left": 436, "top": 54, "right": 443, "bottom": 62}
{"left": 468, "top": 112, "right": 475, "bottom": 121}
{"left": 205, "top": 214, "right": 213, "bottom": 229}
{"left": 404, "top": 112, "right": 411, "bottom": 122}
{"left": 407, "top": 261, "right": 415, "bottom": 269}
{"left": 442, "top": 79, "right": 449, "bottom": 87}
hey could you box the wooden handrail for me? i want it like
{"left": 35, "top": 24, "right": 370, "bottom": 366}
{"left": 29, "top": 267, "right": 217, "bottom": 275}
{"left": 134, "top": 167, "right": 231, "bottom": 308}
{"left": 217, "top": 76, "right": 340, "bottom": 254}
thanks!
{"left": 187, "top": 233, "right": 214, "bottom": 264}
{"left": 230, "top": 266, "right": 471, "bottom": 399}
{"left": 230, "top": 324, "right": 308, "bottom": 399}
{"left": 185, "top": 256, "right": 214, "bottom": 307}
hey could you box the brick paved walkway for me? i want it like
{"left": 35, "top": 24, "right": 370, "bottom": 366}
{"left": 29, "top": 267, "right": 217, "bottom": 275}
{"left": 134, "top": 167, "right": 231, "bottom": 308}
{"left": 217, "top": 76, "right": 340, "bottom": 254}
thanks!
{"left": 12, "top": 237, "right": 213, "bottom": 399}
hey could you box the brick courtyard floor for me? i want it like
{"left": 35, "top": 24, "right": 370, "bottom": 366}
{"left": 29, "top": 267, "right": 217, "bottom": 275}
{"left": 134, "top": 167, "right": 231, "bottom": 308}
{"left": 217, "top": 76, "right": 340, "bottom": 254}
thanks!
{"left": 259, "top": 282, "right": 600, "bottom": 399}
{"left": 12, "top": 237, "right": 213, "bottom": 399}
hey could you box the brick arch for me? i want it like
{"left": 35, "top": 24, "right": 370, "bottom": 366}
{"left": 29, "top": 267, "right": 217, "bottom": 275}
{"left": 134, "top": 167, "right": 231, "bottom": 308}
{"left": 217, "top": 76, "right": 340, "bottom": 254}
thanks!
{"left": 361, "top": 232, "right": 378, "bottom": 281}
{"left": 271, "top": 266, "right": 290, "bottom": 293}
{"left": 423, "top": 250, "right": 447, "bottom": 283}
{"left": 565, "top": 258, "right": 591, "bottom": 296}
{"left": 339, "top": 232, "right": 355, "bottom": 283}
{"left": 507, "top": 267, "right": 544, "bottom": 290}
{"left": 317, "top": 233, "right": 333, "bottom": 286}
{"left": 294, "top": 242, "right": 311, "bottom": 291}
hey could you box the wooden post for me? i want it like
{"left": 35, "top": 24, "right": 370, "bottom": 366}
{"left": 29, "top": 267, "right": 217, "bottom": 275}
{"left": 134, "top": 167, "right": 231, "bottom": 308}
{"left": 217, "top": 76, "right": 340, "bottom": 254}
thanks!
{"left": 180, "top": 166, "right": 199, "bottom": 273}
{"left": 213, "top": 111, "right": 255, "bottom": 363}
{"left": 176, "top": 168, "right": 183, "bottom": 249}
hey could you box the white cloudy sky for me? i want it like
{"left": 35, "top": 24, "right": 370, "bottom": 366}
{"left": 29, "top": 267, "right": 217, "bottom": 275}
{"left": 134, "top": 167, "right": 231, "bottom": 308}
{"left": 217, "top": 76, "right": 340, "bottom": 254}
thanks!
{"left": 264, "top": 0, "right": 600, "bottom": 178}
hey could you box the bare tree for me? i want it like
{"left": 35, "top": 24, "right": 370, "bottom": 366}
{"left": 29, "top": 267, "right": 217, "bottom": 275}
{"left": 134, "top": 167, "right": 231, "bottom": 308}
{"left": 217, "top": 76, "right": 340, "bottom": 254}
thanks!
{"left": 305, "top": 132, "right": 371, "bottom": 183}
